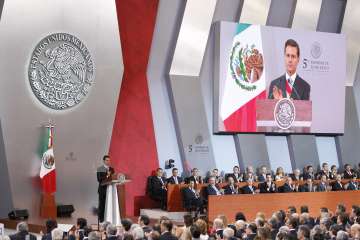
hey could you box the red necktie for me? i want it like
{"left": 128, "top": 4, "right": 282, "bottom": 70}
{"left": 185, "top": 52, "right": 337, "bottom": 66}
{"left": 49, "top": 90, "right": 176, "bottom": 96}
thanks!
{"left": 286, "top": 79, "right": 292, "bottom": 97}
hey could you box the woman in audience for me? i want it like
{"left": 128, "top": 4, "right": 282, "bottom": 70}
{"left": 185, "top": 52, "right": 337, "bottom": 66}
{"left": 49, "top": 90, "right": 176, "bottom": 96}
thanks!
{"left": 274, "top": 167, "right": 286, "bottom": 181}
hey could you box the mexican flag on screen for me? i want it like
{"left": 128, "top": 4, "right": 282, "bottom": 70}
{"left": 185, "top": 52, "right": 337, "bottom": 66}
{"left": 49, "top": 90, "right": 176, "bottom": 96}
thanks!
{"left": 39, "top": 127, "right": 56, "bottom": 194}
{"left": 220, "top": 24, "right": 266, "bottom": 132}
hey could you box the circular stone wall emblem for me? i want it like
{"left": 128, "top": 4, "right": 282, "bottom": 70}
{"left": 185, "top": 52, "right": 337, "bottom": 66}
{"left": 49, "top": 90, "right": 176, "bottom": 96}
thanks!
{"left": 274, "top": 98, "right": 296, "bottom": 130}
{"left": 28, "top": 33, "right": 95, "bottom": 110}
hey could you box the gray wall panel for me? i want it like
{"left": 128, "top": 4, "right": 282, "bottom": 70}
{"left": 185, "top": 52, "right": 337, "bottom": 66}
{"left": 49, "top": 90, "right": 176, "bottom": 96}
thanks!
{"left": 0, "top": 119, "right": 13, "bottom": 218}
{"left": 287, "top": 135, "right": 319, "bottom": 171}
{"left": 317, "top": 0, "right": 346, "bottom": 33}
{"left": 266, "top": 0, "right": 296, "bottom": 27}
{"left": 0, "top": 0, "right": 123, "bottom": 222}
{"left": 147, "top": 0, "right": 186, "bottom": 176}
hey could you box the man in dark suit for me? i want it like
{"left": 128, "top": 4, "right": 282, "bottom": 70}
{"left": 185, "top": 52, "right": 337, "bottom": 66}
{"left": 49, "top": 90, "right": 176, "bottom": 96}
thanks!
{"left": 186, "top": 168, "right": 203, "bottom": 184}
{"left": 9, "top": 222, "right": 37, "bottom": 240}
{"left": 259, "top": 174, "right": 277, "bottom": 193}
{"left": 343, "top": 164, "right": 356, "bottom": 179}
{"left": 97, "top": 155, "right": 115, "bottom": 223}
{"left": 241, "top": 179, "right": 257, "bottom": 194}
{"left": 268, "top": 39, "right": 310, "bottom": 100}
{"left": 160, "top": 220, "right": 178, "bottom": 240}
{"left": 166, "top": 168, "right": 183, "bottom": 184}
{"left": 316, "top": 175, "right": 329, "bottom": 192}
{"left": 182, "top": 180, "right": 204, "bottom": 214}
{"left": 226, "top": 166, "right": 243, "bottom": 183}
{"left": 205, "top": 168, "right": 223, "bottom": 184}
{"left": 332, "top": 174, "right": 344, "bottom": 191}
{"left": 279, "top": 177, "right": 297, "bottom": 193}
{"left": 206, "top": 176, "right": 222, "bottom": 196}
{"left": 257, "top": 165, "right": 268, "bottom": 182}
{"left": 316, "top": 162, "right": 333, "bottom": 180}
{"left": 289, "top": 168, "right": 303, "bottom": 181}
{"left": 149, "top": 168, "right": 168, "bottom": 209}
{"left": 303, "top": 165, "right": 315, "bottom": 180}
{"left": 223, "top": 176, "right": 239, "bottom": 195}
{"left": 346, "top": 175, "right": 359, "bottom": 190}
{"left": 299, "top": 178, "right": 316, "bottom": 192}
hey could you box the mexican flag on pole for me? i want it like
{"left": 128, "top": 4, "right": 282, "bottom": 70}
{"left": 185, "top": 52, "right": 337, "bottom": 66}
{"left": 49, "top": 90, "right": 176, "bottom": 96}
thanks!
{"left": 40, "top": 127, "right": 56, "bottom": 194}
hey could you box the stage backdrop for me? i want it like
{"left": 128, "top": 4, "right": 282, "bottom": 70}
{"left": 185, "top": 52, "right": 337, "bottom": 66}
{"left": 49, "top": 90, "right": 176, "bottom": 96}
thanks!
{"left": 214, "top": 22, "right": 346, "bottom": 134}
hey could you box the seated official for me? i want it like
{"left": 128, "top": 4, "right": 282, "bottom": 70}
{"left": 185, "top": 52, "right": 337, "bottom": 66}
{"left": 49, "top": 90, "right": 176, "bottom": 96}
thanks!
{"left": 278, "top": 177, "right": 297, "bottom": 193}
{"left": 346, "top": 175, "right": 359, "bottom": 190}
{"left": 205, "top": 168, "right": 223, "bottom": 184}
{"left": 206, "top": 176, "right": 222, "bottom": 196}
{"left": 244, "top": 166, "right": 257, "bottom": 182}
{"left": 10, "top": 222, "right": 37, "bottom": 240}
{"left": 274, "top": 167, "right": 286, "bottom": 181}
{"left": 316, "top": 175, "right": 329, "bottom": 192}
{"left": 257, "top": 165, "right": 268, "bottom": 182}
{"left": 289, "top": 168, "right": 303, "bottom": 181}
{"left": 149, "top": 168, "right": 168, "bottom": 209}
{"left": 223, "top": 176, "right": 239, "bottom": 195}
{"left": 299, "top": 178, "right": 316, "bottom": 192}
{"left": 186, "top": 168, "right": 203, "bottom": 184}
{"left": 182, "top": 180, "right": 204, "bottom": 214}
{"left": 331, "top": 165, "right": 338, "bottom": 178}
{"left": 167, "top": 168, "right": 183, "bottom": 185}
{"left": 259, "top": 174, "right": 277, "bottom": 193}
{"left": 240, "top": 179, "right": 257, "bottom": 194}
{"left": 343, "top": 164, "right": 356, "bottom": 179}
{"left": 226, "top": 165, "right": 244, "bottom": 183}
{"left": 317, "top": 162, "right": 334, "bottom": 180}
{"left": 332, "top": 174, "right": 344, "bottom": 191}
{"left": 303, "top": 165, "right": 315, "bottom": 180}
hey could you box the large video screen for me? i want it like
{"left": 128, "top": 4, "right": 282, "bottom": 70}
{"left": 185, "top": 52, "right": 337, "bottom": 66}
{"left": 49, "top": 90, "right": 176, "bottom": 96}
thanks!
{"left": 214, "top": 22, "right": 346, "bottom": 134}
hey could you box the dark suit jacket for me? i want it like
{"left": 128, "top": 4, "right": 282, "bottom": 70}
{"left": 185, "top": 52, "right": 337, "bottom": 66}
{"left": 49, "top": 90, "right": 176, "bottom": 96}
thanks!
{"left": 289, "top": 173, "right": 302, "bottom": 181}
{"left": 279, "top": 183, "right": 295, "bottom": 193}
{"left": 299, "top": 183, "right": 315, "bottom": 192}
{"left": 257, "top": 174, "right": 267, "bottom": 182}
{"left": 241, "top": 185, "right": 256, "bottom": 194}
{"left": 41, "top": 233, "right": 52, "bottom": 240}
{"left": 149, "top": 176, "right": 167, "bottom": 198}
{"left": 166, "top": 176, "right": 183, "bottom": 184}
{"left": 303, "top": 172, "right": 315, "bottom": 180}
{"left": 316, "top": 182, "right": 327, "bottom": 192}
{"left": 343, "top": 170, "right": 356, "bottom": 179}
{"left": 185, "top": 175, "right": 202, "bottom": 184}
{"left": 206, "top": 184, "right": 221, "bottom": 196}
{"left": 316, "top": 170, "right": 333, "bottom": 180}
{"left": 97, "top": 166, "right": 115, "bottom": 194}
{"left": 225, "top": 173, "right": 243, "bottom": 183}
{"left": 223, "top": 184, "right": 238, "bottom": 195}
{"left": 10, "top": 231, "right": 37, "bottom": 240}
{"left": 347, "top": 181, "right": 358, "bottom": 190}
{"left": 332, "top": 181, "right": 344, "bottom": 191}
{"left": 268, "top": 74, "right": 310, "bottom": 100}
{"left": 259, "top": 182, "right": 277, "bottom": 193}
{"left": 159, "top": 232, "right": 178, "bottom": 240}
{"left": 182, "top": 187, "right": 199, "bottom": 209}
{"left": 245, "top": 233, "right": 256, "bottom": 240}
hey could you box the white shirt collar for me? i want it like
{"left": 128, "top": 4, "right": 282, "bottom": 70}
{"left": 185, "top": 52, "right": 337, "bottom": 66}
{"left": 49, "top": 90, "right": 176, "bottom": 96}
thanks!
{"left": 285, "top": 72, "right": 297, "bottom": 86}
{"left": 104, "top": 165, "right": 109, "bottom": 169}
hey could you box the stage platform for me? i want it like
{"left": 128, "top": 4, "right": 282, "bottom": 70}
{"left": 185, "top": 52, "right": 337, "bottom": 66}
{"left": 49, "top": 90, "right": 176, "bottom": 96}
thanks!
{"left": 140, "top": 208, "right": 187, "bottom": 222}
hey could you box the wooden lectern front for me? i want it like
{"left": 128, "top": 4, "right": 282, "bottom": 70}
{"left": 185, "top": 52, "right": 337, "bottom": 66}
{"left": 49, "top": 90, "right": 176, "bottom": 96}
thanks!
{"left": 256, "top": 99, "right": 312, "bottom": 133}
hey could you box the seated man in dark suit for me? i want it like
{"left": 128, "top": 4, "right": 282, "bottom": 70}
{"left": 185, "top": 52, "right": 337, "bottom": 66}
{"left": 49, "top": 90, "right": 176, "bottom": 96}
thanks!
{"left": 241, "top": 179, "right": 257, "bottom": 194}
{"left": 186, "top": 168, "right": 203, "bottom": 184}
{"left": 41, "top": 219, "right": 58, "bottom": 240}
{"left": 206, "top": 176, "right": 222, "bottom": 196}
{"left": 279, "top": 177, "right": 297, "bottom": 193}
{"left": 257, "top": 165, "right": 268, "bottom": 182}
{"left": 182, "top": 180, "right": 204, "bottom": 214}
{"left": 268, "top": 39, "right": 310, "bottom": 100}
{"left": 289, "top": 168, "right": 303, "bottom": 181}
{"left": 302, "top": 165, "right": 315, "bottom": 180}
{"left": 9, "top": 222, "right": 37, "bottom": 240}
{"left": 259, "top": 174, "right": 277, "bottom": 193}
{"left": 346, "top": 175, "right": 359, "bottom": 190}
{"left": 149, "top": 168, "right": 168, "bottom": 209}
{"left": 160, "top": 220, "right": 178, "bottom": 240}
{"left": 343, "top": 164, "right": 356, "bottom": 179}
{"left": 205, "top": 168, "right": 223, "bottom": 184}
{"left": 332, "top": 174, "right": 344, "bottom": 191}
{"left": 299, "top": 178, "right": 316, "bottom": 192}
{"left": 316, "top": 175, "right": 329, "bottom": 192}
{"left": 317, "top": 162, "right": 333, "bottom": 180}
{"left": 226, "top": 165, "right": 244, "bottom": 183}
{"left": 167, "top": 168, "right": 183, "bottom": 185}
{"left": 223, "top": 176, "right": 239, "bottom": 195}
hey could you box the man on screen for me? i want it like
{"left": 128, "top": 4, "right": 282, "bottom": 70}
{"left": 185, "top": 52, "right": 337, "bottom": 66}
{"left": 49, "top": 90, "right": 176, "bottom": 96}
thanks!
{"left": 268, "top": 39, "right": 310, "bottom": 100}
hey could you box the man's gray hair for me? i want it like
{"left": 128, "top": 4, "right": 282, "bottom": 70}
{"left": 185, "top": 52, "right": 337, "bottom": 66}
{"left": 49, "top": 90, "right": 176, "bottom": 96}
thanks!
{"left": 223, "top": 227, "right": 234, "bottom": 239}
{"left": 336, "top": 230, "right": 349, "bottom": 240}
{"left": 132, "top": 226, "right": 144, "bottom": 240}
{"left": 51, "top": 228, "right": 64, "bottom": 240}
{"left": 106, "top": 224, "right": 118, "bottom": 236}
{"left": 16, "top": 222, "right": 28, "bottom": 232}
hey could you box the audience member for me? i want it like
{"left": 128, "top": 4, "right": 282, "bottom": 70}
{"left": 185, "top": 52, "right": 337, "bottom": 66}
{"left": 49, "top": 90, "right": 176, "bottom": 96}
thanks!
{"left": 9, "top": 222, "right": 37, "bottom": 240}
{"left": 167, "top": 168, "right": 184, "bottom": 185}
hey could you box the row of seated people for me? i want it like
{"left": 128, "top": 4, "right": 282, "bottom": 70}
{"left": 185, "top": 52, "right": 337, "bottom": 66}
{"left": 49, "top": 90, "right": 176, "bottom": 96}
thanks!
{"left": 147, "top": 166, "right": 360, "bottom": 211}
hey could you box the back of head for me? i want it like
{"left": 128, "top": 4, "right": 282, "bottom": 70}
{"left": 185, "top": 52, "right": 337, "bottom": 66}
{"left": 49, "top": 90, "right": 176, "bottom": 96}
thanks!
{"left": 235, "top": 212, "right": 247, "bottom": 222}
{"left": 51, "top": 228, "right": 64, "bottom": 240}
{"left": 310, "top": 225, "right": 325, "bottom": 240}
{"left": 132, "top": 226, "right": 145, "bottom": 240}
{"left": 139, "top": 215, "right": 150, "bottom": 226}
{"left": 161, "top": 219, "right": 173, "bottom": 232}
{"left": 257, "top": 227, "right": 271, "bottom": 240}
{"left": 106, "top": 224, "right": 118, "bottom": 236}
{"left": 195, "top": 219, "right": 208, "bottom": 235}
{"left": 298, "top": 225, "right": 310, "bottom": 239}
{"left": 121, "top": 218, "right": 133, "bottom": 232}
{"left": 190, "top": 225, "right": 201, "bottom": 239}
{"left": 336, "top": 231, "right": 349, "bottom": 240}
{"left": 77, "top": 218, "right": 87, "bottom": 229}
{"left": 46, "top": 219, "right": 58, "bottom": 234}
{"left": 183, "top": 214, "right": 193, "bottom": 227}
{"left": 16, "top": 222, "right": 28, "bottom": 233}
{"left": 223, "top": 227, "right": 235, "bottom": 239}
{"left": 88, "top": 232, "right": 101, "bottom": 240}
{"left": 213, "top": 218, "right": 224, "bottom": 230}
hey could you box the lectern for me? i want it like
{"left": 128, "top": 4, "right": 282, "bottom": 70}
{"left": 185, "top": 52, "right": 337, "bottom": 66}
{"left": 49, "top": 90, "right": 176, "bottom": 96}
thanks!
{"left": 256, "top": 99, "right": 312, "bottom": 133}
{"left": 103, "top": 175, "right": 130, "bottom": 225}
